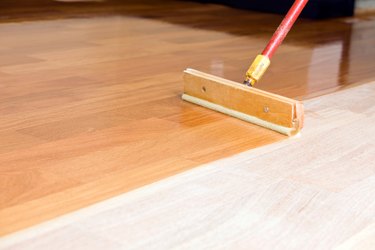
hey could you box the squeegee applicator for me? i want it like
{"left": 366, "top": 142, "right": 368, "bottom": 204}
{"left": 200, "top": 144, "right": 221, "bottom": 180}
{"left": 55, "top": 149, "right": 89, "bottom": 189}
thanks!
{"left": 182, "top": 0, "right": 308, "bottom": 136}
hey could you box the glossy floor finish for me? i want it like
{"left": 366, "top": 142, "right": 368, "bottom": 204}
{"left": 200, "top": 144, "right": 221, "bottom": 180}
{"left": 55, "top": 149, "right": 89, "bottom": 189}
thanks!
{"left": 1, "top": 0, "right": 375, "bottom": 235}
{"left": 2, "top": 0, "right": 375, "bottom": 99}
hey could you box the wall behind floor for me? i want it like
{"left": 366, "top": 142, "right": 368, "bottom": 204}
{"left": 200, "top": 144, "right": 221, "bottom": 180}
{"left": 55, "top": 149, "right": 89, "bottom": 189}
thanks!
{"left": 193, "top": 0, "right": 356, "bottom": 19}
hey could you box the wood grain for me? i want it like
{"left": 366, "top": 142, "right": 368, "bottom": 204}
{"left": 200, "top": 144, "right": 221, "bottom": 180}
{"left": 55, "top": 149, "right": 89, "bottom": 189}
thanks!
{"left": 183, "top": 69, "right": 304, "bottom": 131}
{"left": 1, "top": 0, "right": 375, "bottom": 236}
{"left": 1, "top": 81, "right": 374, "bottom": 250}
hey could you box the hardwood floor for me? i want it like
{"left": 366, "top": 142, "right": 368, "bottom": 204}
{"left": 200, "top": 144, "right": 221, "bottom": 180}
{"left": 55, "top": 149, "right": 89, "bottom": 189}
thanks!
{"left": 1, "top": 0, "right": 375, "bottom": 236}
{"left": 1, "top": 81, "right": 375, "bottom": 249}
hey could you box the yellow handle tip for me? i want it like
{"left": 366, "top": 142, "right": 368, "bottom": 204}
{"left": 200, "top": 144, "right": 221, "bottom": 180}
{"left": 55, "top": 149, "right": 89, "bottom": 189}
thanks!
{"left": 244, "top": 54, "right": 271, "bottom": 86}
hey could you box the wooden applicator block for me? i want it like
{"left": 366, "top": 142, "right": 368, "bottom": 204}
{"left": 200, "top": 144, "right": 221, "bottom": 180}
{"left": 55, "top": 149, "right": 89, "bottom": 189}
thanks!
{"left": 182, "top": 69, "right": 304, "bottom": 136}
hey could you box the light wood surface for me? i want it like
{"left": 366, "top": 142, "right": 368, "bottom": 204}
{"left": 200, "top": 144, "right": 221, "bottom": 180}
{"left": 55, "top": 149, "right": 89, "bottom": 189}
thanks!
{"left": 183, "top": 69, "right": 304, "bottom": 133}
{"left": 1, "top": 81, "right": 374, "bottom": 250}
{"left": 335, "top": 223, "right": 375, "bottom": 250}
{"left": 1, "top": 0, "right": 375, "bottom": 236}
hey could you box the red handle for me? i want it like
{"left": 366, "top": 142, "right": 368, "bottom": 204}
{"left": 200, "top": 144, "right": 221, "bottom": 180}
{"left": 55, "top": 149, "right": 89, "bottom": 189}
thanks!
{"left": 262, "top": 0, "right": 309, "bottom": 59}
